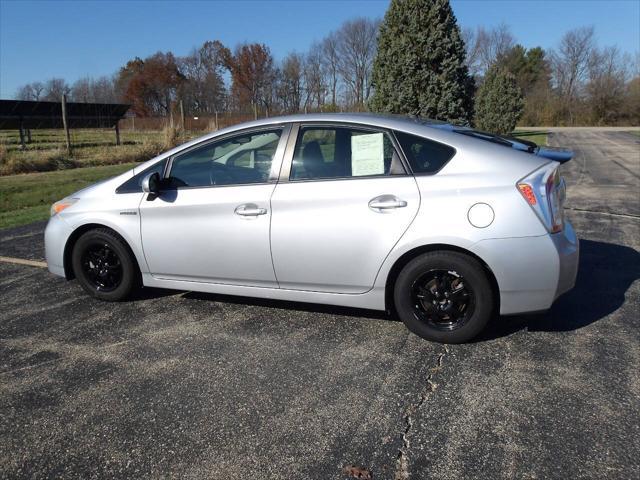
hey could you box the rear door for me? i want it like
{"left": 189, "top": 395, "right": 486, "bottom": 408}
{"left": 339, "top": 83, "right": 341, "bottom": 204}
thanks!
{"left": 270, "top": 123, "right": 420, "bottom": 294}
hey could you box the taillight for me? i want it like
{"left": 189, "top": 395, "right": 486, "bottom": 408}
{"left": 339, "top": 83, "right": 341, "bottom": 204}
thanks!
{"left": 546, "top": 169, "right": 564, "bottom": 233}
{"left": 517, "top": 164, "right": 565, "bottom": 233}
{"left": 517, "top": 184, "right": 537, "bottom": 205}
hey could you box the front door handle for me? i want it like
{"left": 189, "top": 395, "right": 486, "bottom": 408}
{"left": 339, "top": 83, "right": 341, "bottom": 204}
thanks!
{"left": 368, "top": 195, "right": 408, "bottom": 211}
{"left": 235, "top": 203, "right": 268, "bottom": 216}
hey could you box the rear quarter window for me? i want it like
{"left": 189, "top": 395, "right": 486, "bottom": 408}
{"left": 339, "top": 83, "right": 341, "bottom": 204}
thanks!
{"left": 395, "top": 131, "right": 456, "bottom": 174}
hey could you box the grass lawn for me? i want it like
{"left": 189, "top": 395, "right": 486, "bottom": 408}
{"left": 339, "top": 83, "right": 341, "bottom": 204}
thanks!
{"left": 0, "top": 128, "right": 200, "bottom": 175}
{"left": 512, "top": 130, "right": 548, "bottom": 146}
{"left": 0, "top": 163, "right": 136, "bottom": 229}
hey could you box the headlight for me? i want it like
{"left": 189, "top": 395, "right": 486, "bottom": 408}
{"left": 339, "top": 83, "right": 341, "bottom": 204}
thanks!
{"left": 50, "top": 198, "right": 79, "bottom": 216}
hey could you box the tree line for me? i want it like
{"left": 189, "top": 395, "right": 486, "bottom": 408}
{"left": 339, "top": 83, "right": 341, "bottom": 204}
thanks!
{"left": 15, "top": 0, "right": 639, "bottom": 129}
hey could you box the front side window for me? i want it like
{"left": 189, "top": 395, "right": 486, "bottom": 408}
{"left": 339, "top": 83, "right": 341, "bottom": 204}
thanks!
{"left": 290, "top": 126, "right": 401, "bottom": 181}
{"left": 168, "top": 129, "right": 282, "bottom": 188}
{"left": 395, "top": 131, "right": 456, "bottom": 174}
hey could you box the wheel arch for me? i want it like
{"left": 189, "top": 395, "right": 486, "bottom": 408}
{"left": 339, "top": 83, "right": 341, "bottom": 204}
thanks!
{"left": 63, "top": 223, "right": 142, "bottom": 281}
{"left": 384, "top": 243, "right": 500, "bottom": 315}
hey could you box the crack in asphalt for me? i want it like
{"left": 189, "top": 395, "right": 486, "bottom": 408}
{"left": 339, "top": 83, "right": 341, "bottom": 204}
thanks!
{"left": 394, "top": 344, "right": 449, "bottom": 480}
{"left": 565, "top": 207, "right": 640, "bottom": 219}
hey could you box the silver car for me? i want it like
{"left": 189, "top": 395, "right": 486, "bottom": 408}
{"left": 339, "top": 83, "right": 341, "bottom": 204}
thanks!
{"left": 44, "top": 113, "right": 579, "bottom": 343}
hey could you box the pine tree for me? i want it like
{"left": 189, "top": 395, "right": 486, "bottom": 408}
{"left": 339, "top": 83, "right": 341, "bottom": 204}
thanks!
{"left": 369, "top": 0, "right": 474, "bottom": 123}
{"left": 474, "top": 66, "right": 524, "bottom": 134}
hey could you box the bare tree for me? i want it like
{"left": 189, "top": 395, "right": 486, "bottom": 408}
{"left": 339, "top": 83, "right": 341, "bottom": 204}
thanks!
{"left": 16, "top": 84, "right": 37, "bottom": 100}
{"left": 278, "top": 52, "right": 304, "bottom": 113}
{"left": 303, "top": 42, "right": 326, "bottom": 110}
{"left": 92, "top": 76, "right": 118, "bottom": 103}
{"left": 586, "top": 46, "right": 628, "bottom": 124}
{"left": 179, "top": 40, "right": 228, "bottom": 115}
{"left": 464, "top": 23, "right": 515, "bottom": 78}
{"left": 42, "top": 78, "right": 71, "bottom": 101}
{"left": 15, "top": 81, "right": 44, "bottom": 100}
{"left": 71, "top": 77, "right": 92, "bottom": 102}
{"left": 550, "top": 26, "right": 595, "bottom": 123}
{"left": 322, "top": 32, "right": 341, "bottom": 107}
{"left": 335, "top": 17, "right": 379, "bottom": 108}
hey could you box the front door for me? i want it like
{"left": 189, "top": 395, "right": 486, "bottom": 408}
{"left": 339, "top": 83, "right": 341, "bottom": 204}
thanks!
{"left": 270, "top": 124, "right": 420, "bottom": 294}
{"left": 139, "top": 127, "right": 287, "bottom": 287}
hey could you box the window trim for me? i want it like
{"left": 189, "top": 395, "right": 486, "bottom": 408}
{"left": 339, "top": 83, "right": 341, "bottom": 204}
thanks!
{"left": 164, "top": 124, "right": 291, "bottom": 190}
{"left": 392, "top": 129, "right": 458, "bottom": 176}
{"left": 115, "top": 158, "right": 168, "bottom": 194}
{"left": 278, "top": 122, "right": 410, "bottom": 183}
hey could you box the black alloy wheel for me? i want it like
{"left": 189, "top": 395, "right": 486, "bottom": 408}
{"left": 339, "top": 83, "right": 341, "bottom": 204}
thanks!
{"left": 80, "top": 241, "right": 124, "bottom": 292}
{"left": 411, "top": 269, "right": 475, "bottom": 331}
{"left": 394, "top": 251, "right": 494, "bottom": 343}
{"left": 72, "top": 228, "right": 138, "bottom": 301}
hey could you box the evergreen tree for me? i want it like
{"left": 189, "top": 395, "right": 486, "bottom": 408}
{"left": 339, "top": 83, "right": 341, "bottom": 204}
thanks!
{"left": 474, "top": 66, "right": 524, "bottom": 134}
{"left": 496, "top": 45, "right": 551, "bottom": 96}
{"left": 369, "top": 0, "right": 474, "bottom": 123}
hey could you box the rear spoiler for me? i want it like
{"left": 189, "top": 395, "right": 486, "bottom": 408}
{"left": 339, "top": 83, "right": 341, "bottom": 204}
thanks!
{"left": 535, "top": 147, "right": 573, "bottom": 164}
{"left": 439, "top": 126, "right": 574, "bottom": 163}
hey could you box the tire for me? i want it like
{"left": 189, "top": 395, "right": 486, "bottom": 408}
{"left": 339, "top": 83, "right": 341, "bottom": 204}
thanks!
{"left": 393, "top": 251, "right": 494, "bottom": 344}
{"left": 71, "top": 228, "right": 138, "bottom": 301}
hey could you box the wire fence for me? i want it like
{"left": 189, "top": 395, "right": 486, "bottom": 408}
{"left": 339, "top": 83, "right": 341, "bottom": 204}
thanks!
{"left": 117, "top": 113, "right": 257, "bottom": 132}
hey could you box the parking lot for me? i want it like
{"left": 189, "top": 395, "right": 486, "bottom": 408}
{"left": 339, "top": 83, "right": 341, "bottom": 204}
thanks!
{"left": 1, "top": 130, "right": 638, "bottom": 479}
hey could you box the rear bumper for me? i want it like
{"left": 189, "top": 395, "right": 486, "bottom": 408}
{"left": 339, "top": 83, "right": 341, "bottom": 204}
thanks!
{"left": 472, "top": 220, "right": 579, "bottom": 315}
{"left": 551, "top": 220, "right": 579, "bottom": 300}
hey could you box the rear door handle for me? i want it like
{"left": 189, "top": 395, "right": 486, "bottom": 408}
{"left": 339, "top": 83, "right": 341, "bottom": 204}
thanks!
{"left": 235, "top": 203, "right": 267, "bottom": 216}
{"left": 368, "top": 195, "right": 408, "bottom": 211}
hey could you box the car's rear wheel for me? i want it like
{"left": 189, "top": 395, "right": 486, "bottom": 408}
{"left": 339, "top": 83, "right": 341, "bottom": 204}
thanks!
{"left": 393, "top": 251, "right": 494, "bottom": 343}
{"left": 71, "top": 228, "right": 137, "bottom": 301}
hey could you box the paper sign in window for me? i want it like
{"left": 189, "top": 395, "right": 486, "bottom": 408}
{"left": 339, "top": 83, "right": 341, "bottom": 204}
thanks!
{"left": 351, "top": 133, "right": 384, "bottom": 176}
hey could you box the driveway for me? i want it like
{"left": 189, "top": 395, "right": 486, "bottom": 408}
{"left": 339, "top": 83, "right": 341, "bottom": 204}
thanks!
{"left": 1, "top": 130, "right": 639, "bottom": 479}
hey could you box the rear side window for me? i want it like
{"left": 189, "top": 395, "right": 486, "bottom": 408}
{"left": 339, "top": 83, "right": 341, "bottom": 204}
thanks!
{"left": 395, "top": 131, "right": 455, "bottom": 174}
{"left": 291, "top": 126, "right": 403, "bottom": 180}
{"left": 116, "top": 159, "right": 167, "bottom": 194}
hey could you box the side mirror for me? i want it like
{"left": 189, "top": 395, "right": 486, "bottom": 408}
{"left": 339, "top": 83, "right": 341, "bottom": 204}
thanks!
{"left": 141, "top": 172, "right": 160, "bottom": 195}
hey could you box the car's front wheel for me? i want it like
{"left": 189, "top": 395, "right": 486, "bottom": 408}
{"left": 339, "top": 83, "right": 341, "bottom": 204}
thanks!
{"left": 393, "top": 251, "right": 494, "bottom": 343}
{"left": 71, "top": 228, "right": 138, "bottom": 301}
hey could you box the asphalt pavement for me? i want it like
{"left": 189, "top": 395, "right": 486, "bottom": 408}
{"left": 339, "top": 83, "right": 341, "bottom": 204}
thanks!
{"left": 1, "top": 130, "right": 638, "bottom": 479}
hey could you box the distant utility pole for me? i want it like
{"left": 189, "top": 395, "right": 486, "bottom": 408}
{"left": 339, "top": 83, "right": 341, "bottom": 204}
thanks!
{"left": 61, "top": 94, "right": 72, "bottom": 154}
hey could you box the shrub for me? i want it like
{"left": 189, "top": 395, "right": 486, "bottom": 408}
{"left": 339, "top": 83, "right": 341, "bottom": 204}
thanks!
{"left": 475, "top": 66, "right": 524, "bottom": 134}
{"left": 162, "top": 124, "right": 187, "bottom": 150}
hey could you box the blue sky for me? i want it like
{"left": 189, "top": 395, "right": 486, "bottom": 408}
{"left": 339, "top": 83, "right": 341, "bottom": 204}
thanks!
{"left": 1, "top": 0, "right": 638, "bottom": 98}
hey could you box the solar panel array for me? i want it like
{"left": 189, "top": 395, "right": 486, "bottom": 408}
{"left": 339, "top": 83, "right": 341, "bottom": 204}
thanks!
{"left": 0, "top": 99, "right": 130, "bottom": 130}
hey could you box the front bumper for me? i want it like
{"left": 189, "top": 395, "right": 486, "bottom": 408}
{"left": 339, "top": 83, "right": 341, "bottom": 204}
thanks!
{"left": 44, "top": 214, "right": 72, "bottom": 278}
{"left": 472, "top": 220, "right": 579, "bottom": 315}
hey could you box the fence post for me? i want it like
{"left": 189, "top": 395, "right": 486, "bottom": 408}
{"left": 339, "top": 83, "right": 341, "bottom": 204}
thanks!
{"left": 115, "top": 122, "right": 121, "bottom": 146}
{"left": 61, "top": 94, "right": 72, "bottom": 154}
{"left": 18, "top": 123, "right": 26, "bottom": 150}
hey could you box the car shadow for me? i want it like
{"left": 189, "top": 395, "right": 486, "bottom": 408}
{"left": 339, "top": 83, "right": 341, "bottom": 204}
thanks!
{"left": 478, "top": 239, "right": 640, "bottom": 341}
{"left": 136, "top": 239, "right": 638, "bottom": 340}
{"left": 180, "top": 290, "right": 391, "bottom": 321}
